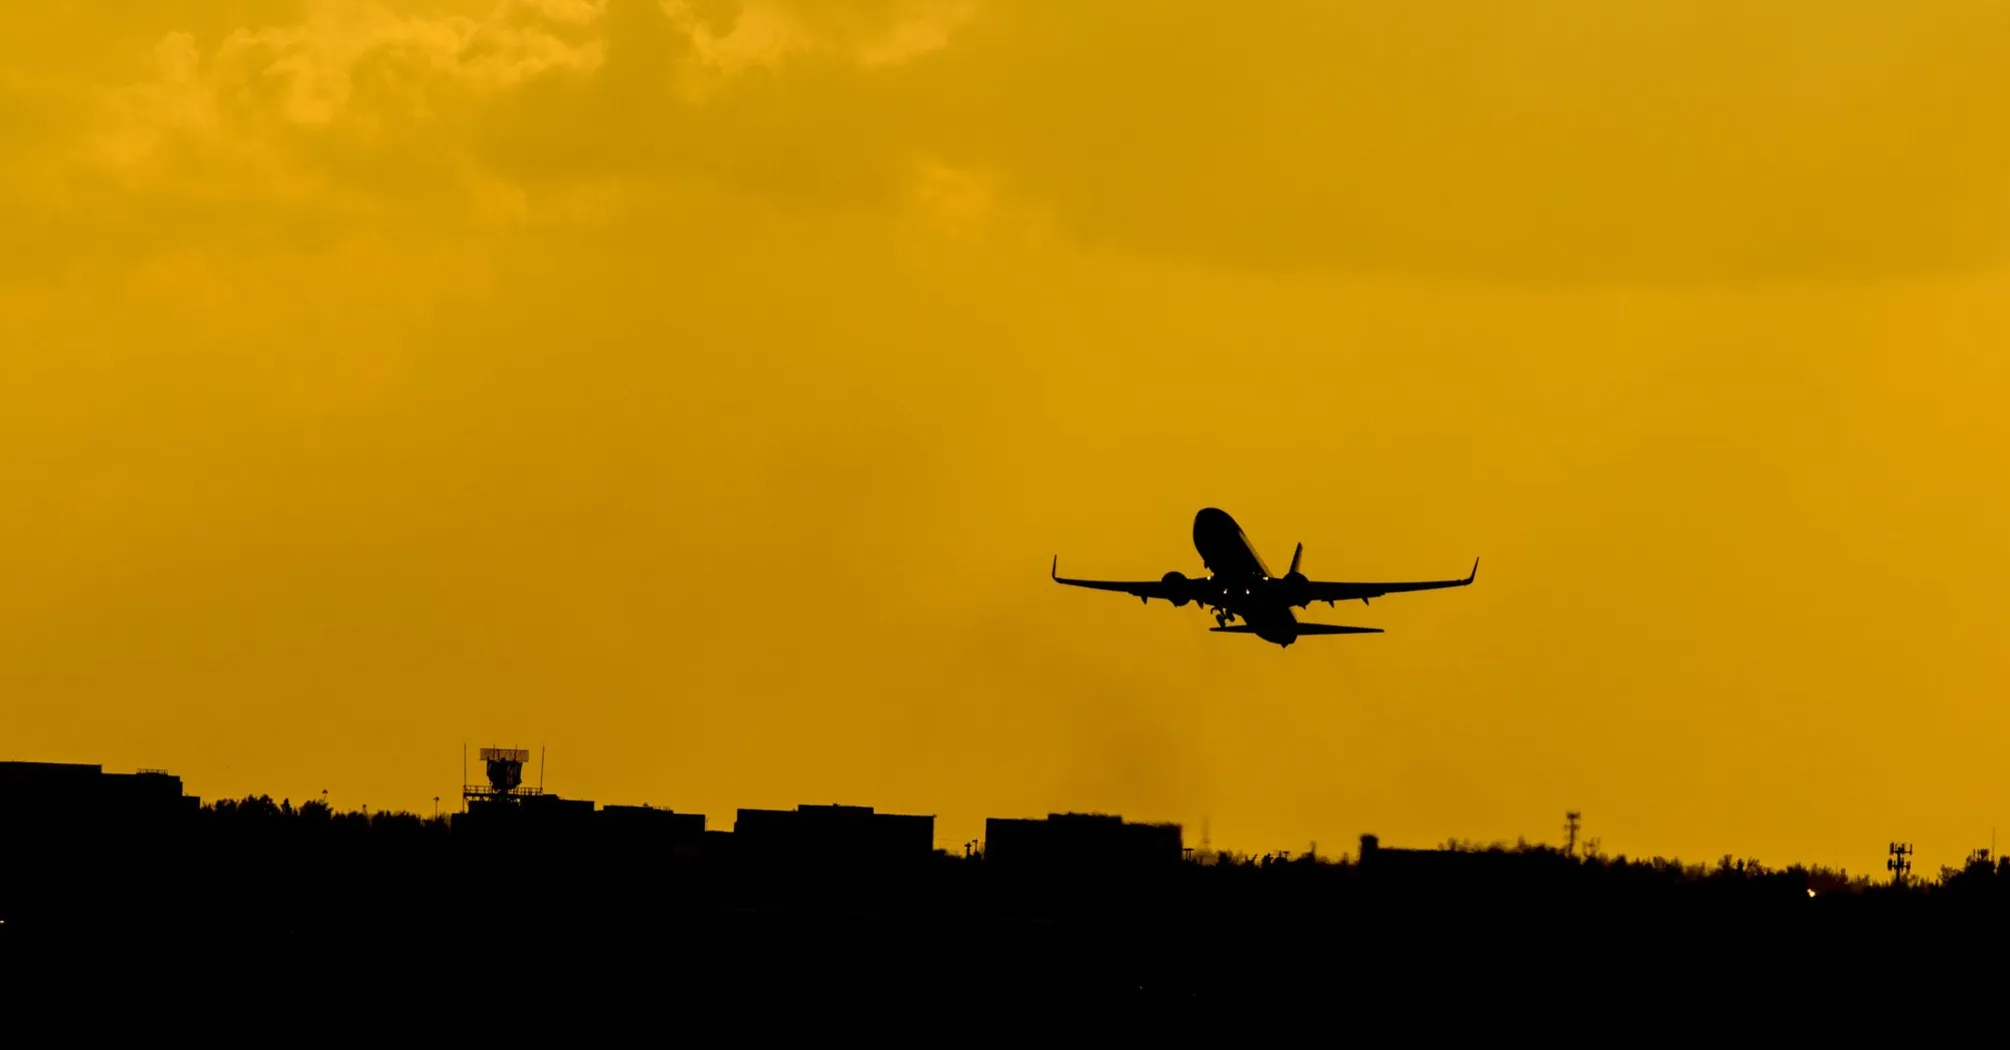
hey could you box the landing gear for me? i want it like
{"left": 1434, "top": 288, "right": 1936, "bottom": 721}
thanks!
{"left": 1212, "top": 607, "right": 1237, "bottom": 628}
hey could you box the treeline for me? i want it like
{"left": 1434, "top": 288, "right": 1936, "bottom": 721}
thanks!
{"left": 27, "top": 792, "right": 2010, "bottom": 902}
{"left": 199, "top": 793, "right": 2004, "bottom": 891}
{"left": 5, "top": 794, "right": 2006, "bottom": 1007}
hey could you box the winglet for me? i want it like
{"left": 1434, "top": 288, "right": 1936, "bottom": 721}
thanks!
{"left": 1052, "top": 555, "right": 1059, "bottom": 580}
{"left": 1467, "top": 558, "right": 1479, "bottom": 583}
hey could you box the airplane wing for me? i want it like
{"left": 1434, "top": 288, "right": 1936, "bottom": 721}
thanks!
{"left": 1300, "top": 558, "right": 1479, "bottom": 604}
{"left": 1050, "top": 557, "right": 1189, "bottom": 604}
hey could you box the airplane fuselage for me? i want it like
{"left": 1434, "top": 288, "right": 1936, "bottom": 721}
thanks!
{"left": 1191, "top": 507, "right": 1304, "bottom": 646}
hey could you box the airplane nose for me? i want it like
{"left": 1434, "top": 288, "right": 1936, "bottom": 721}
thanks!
{"left": 1194, "top": 507, "right": 1236, "bottom": 535}
{"left": 1193, "top": 507, "right": 1238, "bottom": 548}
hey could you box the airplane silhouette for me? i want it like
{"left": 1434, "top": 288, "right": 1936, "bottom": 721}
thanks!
{"left": 1052, "top": 507, "right": 1476, "bottom": 648}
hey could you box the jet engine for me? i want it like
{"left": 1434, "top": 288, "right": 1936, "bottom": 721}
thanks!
{"left": 1161, "top": 570, "right": 1192, "bottom": 606}
{"left": 1281, "top": 570, "right": 1310, "bottom": 607}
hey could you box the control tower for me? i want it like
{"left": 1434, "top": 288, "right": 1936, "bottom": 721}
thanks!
{"left": 463, "top": 747, "right": 542, "bottom": 810}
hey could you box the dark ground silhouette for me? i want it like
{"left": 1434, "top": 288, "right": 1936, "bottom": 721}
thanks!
{"left": 3, "top": 766, "right": 2005, "bottom": 1024}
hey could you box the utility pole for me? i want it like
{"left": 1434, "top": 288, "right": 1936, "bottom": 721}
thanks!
{"left": 1563, "top": 811, "right": 1582, "bottom": 858}
{"left": 1887, "top": 841, "right": 1913, "bottom": 885}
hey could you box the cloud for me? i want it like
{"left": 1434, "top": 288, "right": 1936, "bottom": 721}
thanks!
{"left": 85, "top": 3, "right": 605, "bottom": 213}
{"left": 54, "top": 0, "right": 2010, "bottom": 283}
{"left": 45, "top": 0, "right": 986, "bottom": 251}
{"left": 901, "top": 1, "right": 2010, "bottom": 281}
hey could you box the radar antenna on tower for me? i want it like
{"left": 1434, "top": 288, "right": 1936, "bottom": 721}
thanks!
{"left": 464, "top": 746, "right": 543, "bottom": 809}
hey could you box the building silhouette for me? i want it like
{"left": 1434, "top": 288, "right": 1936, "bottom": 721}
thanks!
{"left": 455, "top": 791, "right": 597, "bottom": 831}
{"left": 0, "top": 761, "right": 199, "bottom": 830}
{"left": 453, "top": 745, "right": 595, "bottom": 834}
{"left": 596, "top": 804, "right": 705, "bottom": 838}
{"left": 1356, "top": 833, "right": 1535, "bottom": 876}
{"left": 984, "top": 812, "right": 1183, "bottom": 872}
{"left": 732, "top": 804, "right": 935, "bottom": 866}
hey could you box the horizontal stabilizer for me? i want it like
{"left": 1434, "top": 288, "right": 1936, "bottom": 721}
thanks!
{"left": 1295, "top": 623, "right": 1384, "bottom": 635}
{"left": 1210, "top": 623, "right": 1383, "bottom": 636}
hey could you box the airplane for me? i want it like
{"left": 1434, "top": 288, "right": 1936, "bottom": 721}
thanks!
{"left": 1051, "top": 507, "right": 1476, "bottom": 648}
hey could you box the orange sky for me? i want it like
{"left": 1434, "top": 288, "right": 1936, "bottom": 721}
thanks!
{"left": 3, "top": 1, "right": 2007, "bottom": 875}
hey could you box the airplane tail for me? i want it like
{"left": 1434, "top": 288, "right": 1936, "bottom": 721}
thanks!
{"left": 1288, "top": 542, "right": 1303, "bottom": 576}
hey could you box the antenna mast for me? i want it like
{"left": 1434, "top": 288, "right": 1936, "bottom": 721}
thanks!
{"left": 1887, "top": 841, "right": 1913, "bottom": 885}
{"left": 1563, "top": 811, "right": 1582, "bottom": 858}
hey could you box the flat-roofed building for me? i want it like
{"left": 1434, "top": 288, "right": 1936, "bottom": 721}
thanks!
{"left": 0, "top": 761, "right": 199, "bottom": 829}
{"left": 983, "top": 812, "right": 1184, "bottom": 872}
{"left": 732, "top": 803, "right": 934, "bottom": 866}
